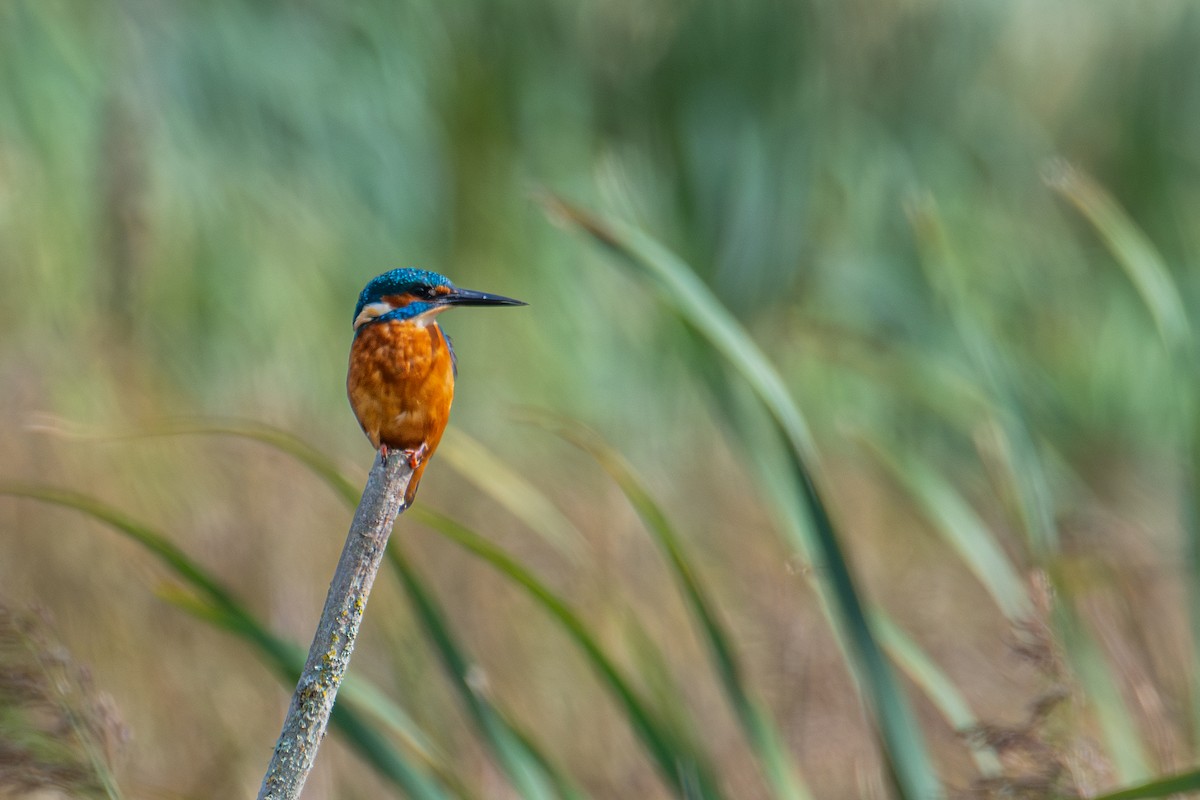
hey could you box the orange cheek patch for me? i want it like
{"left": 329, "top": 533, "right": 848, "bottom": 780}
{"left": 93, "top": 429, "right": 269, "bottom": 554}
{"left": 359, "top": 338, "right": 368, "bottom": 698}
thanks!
{"left": 382, "top": 292, "right": 419, "bottom": 307}
{"left": 430, "top": 285, "right": 452, "bottom": 297}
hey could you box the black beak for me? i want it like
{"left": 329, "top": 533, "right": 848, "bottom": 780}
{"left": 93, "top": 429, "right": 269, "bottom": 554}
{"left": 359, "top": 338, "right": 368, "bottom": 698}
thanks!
{"left": 442, "top": 287, "right": 527, "bottom": 307}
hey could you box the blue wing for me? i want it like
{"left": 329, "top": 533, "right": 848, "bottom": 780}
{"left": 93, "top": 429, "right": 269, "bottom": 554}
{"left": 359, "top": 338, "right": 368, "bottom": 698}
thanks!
{"left": 446, "top": 332, "right": 458, "bottom": 378}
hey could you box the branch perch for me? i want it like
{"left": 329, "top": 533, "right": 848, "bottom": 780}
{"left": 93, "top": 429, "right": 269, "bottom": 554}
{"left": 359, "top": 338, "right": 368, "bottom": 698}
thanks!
{"left": 257, "top": 454, "right": 414, "bottom": 799}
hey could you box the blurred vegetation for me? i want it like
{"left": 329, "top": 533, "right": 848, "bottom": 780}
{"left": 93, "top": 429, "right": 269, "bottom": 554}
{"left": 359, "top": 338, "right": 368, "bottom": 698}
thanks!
{"left": 0, "top": 604, "right": 127, "bottom": 799}
{"left": 2, "top": 0, "right": 1200, "bottom": 797}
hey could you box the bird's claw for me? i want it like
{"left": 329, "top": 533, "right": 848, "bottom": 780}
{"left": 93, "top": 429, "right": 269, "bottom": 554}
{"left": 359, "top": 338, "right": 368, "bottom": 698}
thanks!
{"left": 402, "top": 443, "right": 429, "bottom": 470}
{"left": 378, "top": 443, "right": 428, "bottom": 470}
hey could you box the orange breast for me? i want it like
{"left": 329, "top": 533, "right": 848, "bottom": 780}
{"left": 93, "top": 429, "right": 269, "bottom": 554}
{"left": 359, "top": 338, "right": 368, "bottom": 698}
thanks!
{"left": 346, "top": 319, "right": 456, "bottom": 459}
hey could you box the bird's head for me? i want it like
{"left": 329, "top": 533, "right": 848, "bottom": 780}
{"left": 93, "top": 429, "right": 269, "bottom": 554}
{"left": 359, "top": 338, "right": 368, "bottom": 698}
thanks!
{"left": 352, "top": 268, "right": 525, "bottom": 332}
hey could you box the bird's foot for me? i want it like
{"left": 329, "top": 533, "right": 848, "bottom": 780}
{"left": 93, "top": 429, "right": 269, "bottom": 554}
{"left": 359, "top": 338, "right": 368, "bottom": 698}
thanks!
{"left": 379, "top": 444, "right": 390, "bottom": 466}
{"left": 401, "top": 443, "right": 429, "bottom": 470}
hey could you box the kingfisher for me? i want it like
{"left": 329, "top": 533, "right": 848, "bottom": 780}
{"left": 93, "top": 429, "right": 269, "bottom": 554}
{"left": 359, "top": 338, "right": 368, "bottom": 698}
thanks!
{"left": 347, "top": 268, "right": 525, "bottom": 505}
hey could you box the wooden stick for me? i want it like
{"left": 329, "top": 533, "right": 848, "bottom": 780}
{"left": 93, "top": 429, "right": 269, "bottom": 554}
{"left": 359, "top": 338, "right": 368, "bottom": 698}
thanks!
{"left": 257, "top": 454, "right": 413, "bottom": 799}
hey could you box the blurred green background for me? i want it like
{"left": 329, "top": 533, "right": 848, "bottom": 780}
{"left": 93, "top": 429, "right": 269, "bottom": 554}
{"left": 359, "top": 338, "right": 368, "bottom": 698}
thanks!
{"left": 2, "top": 0, "right": 1199, "bottom": 797}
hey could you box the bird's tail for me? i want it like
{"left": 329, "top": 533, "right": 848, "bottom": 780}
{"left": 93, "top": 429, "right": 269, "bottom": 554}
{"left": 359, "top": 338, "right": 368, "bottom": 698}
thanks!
{"left": 404, "top": 462, "right": 427, "bottom": 507}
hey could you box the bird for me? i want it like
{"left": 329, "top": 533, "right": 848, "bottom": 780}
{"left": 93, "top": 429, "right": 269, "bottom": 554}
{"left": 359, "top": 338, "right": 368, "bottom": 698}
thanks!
{"left": 347, "top": 268, "right": 525, "bottom": 506}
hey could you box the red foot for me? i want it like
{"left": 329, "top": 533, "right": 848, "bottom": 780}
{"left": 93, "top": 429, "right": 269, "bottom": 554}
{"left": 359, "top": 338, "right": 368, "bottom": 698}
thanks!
{"left": 380, "top": 444, "right": 390, "bottom": 465}
{"left": 402, "top": 443, "right": 429, "bottom": 470}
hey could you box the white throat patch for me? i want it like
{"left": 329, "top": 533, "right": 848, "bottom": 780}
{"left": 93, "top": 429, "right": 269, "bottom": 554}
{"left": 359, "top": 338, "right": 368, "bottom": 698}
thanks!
{"left": 411, "top": 305, "right": 452, "bottom": 328}
{"left": 353, "top": 301, "right": 393, "bottom": 330}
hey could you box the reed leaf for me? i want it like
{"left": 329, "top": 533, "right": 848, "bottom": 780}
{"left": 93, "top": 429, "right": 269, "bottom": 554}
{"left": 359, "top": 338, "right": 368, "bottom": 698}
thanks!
{"left": 1048, "top": 162, "right": 1200, "bottom": 751}
{"left": 0, "top": 485, "right": 454, "bottom": 800}
{"left": 861, "top": 439, "right": 1032, "bottom": 623}
{"left": 439, "top": 429, "right": 587, "bottom": 564}
{"left": 1045, "top": 161, "right": 1191, "bottom": 354}
{"left": 541, "top": 194, "right": 941, "bottom": 800}
{"left": 869, "top": 615, "right": 1002, "bottom": 777}
{"left": 545, "top": 415, "right": 812, "bottom": 800}
{"left": 1091, "top": 768, "right": 1200, "bottom": 800}
{"left": 387, "top": 544, "right": 576, "bottom": 800}
{"left": 410, "top": 505, "right": 726, "bottom": 800}
{"left": 909, "top": 195, "right": 1153, "bottom": 783}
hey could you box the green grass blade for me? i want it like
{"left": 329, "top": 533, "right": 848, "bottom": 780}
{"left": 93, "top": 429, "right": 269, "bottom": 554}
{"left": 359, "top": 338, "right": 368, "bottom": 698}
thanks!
{"left": 870, "top": 614, "right": 1002, "bottom": 777}
{"left": 88, "top": 419, "right": 581, "bottom": 797}
{"left": 719, "top": 374, "right": 1007, "bottom": 781}
{"left": 1, "top": 485, "right": 247, "bottom": 614}
{"left": 542, "top": 195, "right": 941, "bottom": 800}
{"left": 337, "top": 678, "right": 453, "bottom": 782}
{"left": 1045, "top": 161, "right": 1191, "bottom": 353}
{"left": 546, "top": 417, "right": 812, "bottom": 800}
{"left": 0, "top": 485, "right": 455, "bottom": 800}
{"left": 387, "top": 544, "right": 572, "bottom": 800}
{"left": 782, "top": 440, "right": 941, "bottom": 800}
{"left": 27, "top": 415, "right": 363, "bottom": 506}
{"left": 330, "top": 701, "right": 453, "bottom": 800}
{"left": 502, "top": 728, "right": 589, "bottom": 800}
{"left": 1052, "top": 602, "right": 1152, "bottom": 783}
{"left": 861, "top": 440, "right": 1032, "bottom": 623}
{"left": 408, "top": 505, "right": 725, "bottom": 800}
{"left": 790, "top": 325, "right": 999, "bottom": 433}
{"left": 1048, "top": 163, "right": 1200, "bottom": 753}
{"left": 1192, "top": 425, "right": 1200, "bottom": 752}
{"left": 909, "top": 196, "right": 1155, "bottom": 783}
{"left": 36, "top": 417, "right": 588, "bottom": 566}
{"left": 908, "top": 197, "right": 1059, "bottom": 560}
{"left": 620, "top": 615, "right": 721, "bottom": 772}
{"left": 440, "top": 429, "right": 587, "bottom": 564}
{"left": 159, "top": 588, "right": 472, "bottom": 798}
{"left": 1091, "top": 768, "right": 1200, "bottom": 800}
{"left": 168, "top": 418, "right": 583, "bottom": 797}
{"left": 163, "top": 586, "right": 460, "bottom": 785}
{"left": 540, "top": 193, "right": 818, "bottom": 466}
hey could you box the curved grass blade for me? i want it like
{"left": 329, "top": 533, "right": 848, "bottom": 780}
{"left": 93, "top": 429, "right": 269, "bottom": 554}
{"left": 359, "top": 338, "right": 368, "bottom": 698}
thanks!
{"left": 1052, "top": 600, "right": 1151, "bottom": 783}
{"left": 69, "top": 414, "right": 928, "bottom": 794}
{"left": 1045, "top": 161, "right": 1191, "bottom": 353}
{"left": 869, "top": 614, "right": 1002, "bottom": 777}
{"left": 783, "top": 435, "right": 942, "bottom": 799}
{"left": 907, "top": 196, "right": 1058, "bottom": 560}
{"left": 26, "top": 415, "right": 363, "bottom": 507}
{"left": 790, "top": 325, "right": 999, "bottom": 433}
{"left": 177, "top": 417, "right": 592, "bottom": 798}
{"left": 1047, "top": 162, "right": 1200, "bottom": 749}
{"left": 387, "top": 544, "right": 580, "bottom": 800}
{"left": 1091, "top": 767, "right": 1200, "bottom": 800}
{"left": 62, "top": 417, "right": 584, "bottom": 797}
{"left": 0, "top": 485, "right": 455, "bottom": 800}
{"left": 849, "top": 443, "right": 1024, "bottom": 774}
{"left": 409, "top": 505, "right": 726, "bottom": 800}
{"left": 909, "top": 196, "right": 1153, "bottom": 782}
{"left": 538, "top": 193, "right": 818, "bottom": 467}
{"left": 440, "top": 429, "right": 586, "bottom": 564}
{"left": 540, "top": 193, "right": 940, "bottom": 800}
{"left": 157, "top": 585, "right": 463, "bottom": 795}
{"left": 719, "top": 379, "right": 1008, "bottom": 780}
{"left": 32, "top": 416, "right": 585, "bottom": 563}
{"left": 620, "top": 614, "right": 721, "bottom": 775}
{"left": 545, "top": 416, "right": 812, "bottom": 800}
{"left": 860, "top": 439, "right": 1032, "bottom": 623}
{"left": 503, "top": 728, "right": 588, "bottom": 800}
